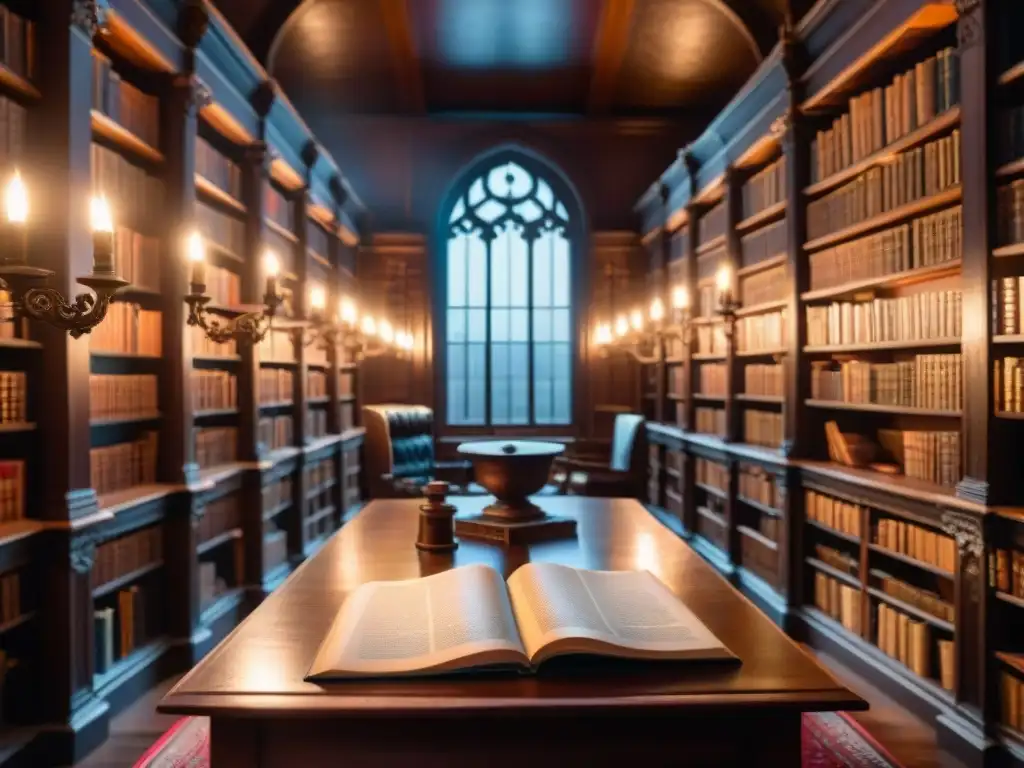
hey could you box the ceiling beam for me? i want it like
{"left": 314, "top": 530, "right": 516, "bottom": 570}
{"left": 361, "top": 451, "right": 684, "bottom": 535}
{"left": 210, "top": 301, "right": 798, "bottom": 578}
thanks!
{"left": 378, "top": 0, "right": 426, "bottom": 114}
{"left": 588, "top": 0, "right": 638, "bottom": 114}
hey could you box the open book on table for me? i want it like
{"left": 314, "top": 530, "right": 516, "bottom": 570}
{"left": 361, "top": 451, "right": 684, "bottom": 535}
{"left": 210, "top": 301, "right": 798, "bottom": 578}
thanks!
{"left": 306, "top": 562, "right": 737, "bottom": 679}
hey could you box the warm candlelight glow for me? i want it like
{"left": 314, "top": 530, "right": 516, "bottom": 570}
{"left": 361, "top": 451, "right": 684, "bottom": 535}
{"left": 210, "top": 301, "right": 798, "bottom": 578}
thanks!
{"left": 309, "top": 284, "right": 326, "bottom": 312}
{"left": 396, "top": 331, "right": 414, "bottom": 351}
{"left": 90, "top": 195, "right": 113, "bottom": 233}
{"left": 361, "top": 316, "right": 377, "bottom": 336}
{"left": 5, "top": 171, "right": 27, "bottom": 224}
{"left": 263, "top": 251, "right": 280, "bottom": 277}
{"left": 614, "top": 314, "right": 629, "bottom": 337}
{"left": 672, "top": 285, "right": 690, "bottom": 310}
{"left": 187, "top": 231, "right": 205, "bottom": 263}
{"left": 594, "top": 323, "right": 613, "bottom": 345}
{"left": 379, "top": 319, "right": 395, "bottom": 344}
{"left": 340, "top": 296, "right": 358, "bottom": 325}
{"left": 715, "top": 263, "right": 732, "bottom": 294}
{"left": 629, "top": 308, "right": 644, "bottom": 331}
{"left": 649, "top": 297, "right": 665, "bottom": 322}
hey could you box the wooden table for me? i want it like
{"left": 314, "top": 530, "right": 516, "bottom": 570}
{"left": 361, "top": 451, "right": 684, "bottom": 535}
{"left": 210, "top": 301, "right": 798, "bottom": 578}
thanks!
{"left": 160, "top": 497, "right": 864, "bottom": 767}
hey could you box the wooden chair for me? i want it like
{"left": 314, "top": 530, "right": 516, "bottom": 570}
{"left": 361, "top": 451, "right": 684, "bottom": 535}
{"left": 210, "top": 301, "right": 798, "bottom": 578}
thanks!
{"left": 553, "top": 413, "right": 647, "bottom": 497}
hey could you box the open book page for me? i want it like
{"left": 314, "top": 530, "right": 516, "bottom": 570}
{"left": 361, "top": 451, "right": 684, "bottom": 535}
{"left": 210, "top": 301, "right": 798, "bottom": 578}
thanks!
{"left": 506, "top": 563, "right": 735, "bottom": 666}
{"left": 307, "top": 564, "right": 529, "bottom": 679}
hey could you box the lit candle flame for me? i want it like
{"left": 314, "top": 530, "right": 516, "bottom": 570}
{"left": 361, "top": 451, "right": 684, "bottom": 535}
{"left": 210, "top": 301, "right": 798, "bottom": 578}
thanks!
{"left": 90, "top": 195, "right": 113, "bottom": 233}
{"left": 614, "top": 315, "right": 629, "bottom": 337}
{"left": 715, "top": 264, "right": 732, "bottom": 294}
{"left": 263, "top": 251, "right": 280, "bottom": 277}
{"left": 649, "top": 297, "right": 665, "bottom": 322}
{"left": 187, "top": 231, "right": 205, "bottom": 263}
{"left": 379, "top": 319, "right": 395, "bottom": 344}
{"left": 340, "top": 296, "right": 358, "bottom": 325}
{"left": 5, "top": 171, "right": 27, "bottom": 224}
{"left": 672, "top": 285, "right": 689, "bottom": 310}
{"left": 629, "top": 308, "right": 644, "bottom": 331}
{"left": 361, "top": 316, "right": 377, "bottom": 336}
{"left": 309, "top": 284, "right": 326, "bottom": 311}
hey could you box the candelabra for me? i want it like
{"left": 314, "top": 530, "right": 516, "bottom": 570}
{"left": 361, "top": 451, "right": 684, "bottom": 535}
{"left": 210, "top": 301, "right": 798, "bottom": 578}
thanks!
{"left": 299, "top": 285, "right": 413, "bottom": 362}
{"left": 595, "top": 285, "right": 694, "bottom": 364}
{"left": 714, "top": 264, "right": 741, "bottom": 338}
{"left": 184, "top": 232, "right": 282, "bottom": 344}
{"left": 0, "top": 172, "right": 128, "bottom": 338}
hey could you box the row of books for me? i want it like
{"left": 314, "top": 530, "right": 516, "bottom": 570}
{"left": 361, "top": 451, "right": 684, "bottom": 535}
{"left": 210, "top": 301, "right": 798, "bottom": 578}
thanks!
{"left": 259, "top": 416, "right": 293, "bottom": 452}
{"left": 997, "top": 100, "right": 1024, "bottom": 166}
{"left": 260, "top": 369, "right": 295, "bottom": 405}
{"left": 809, "top": 354, "right": 963, "bottom": 412}
{"left": 263, "top": 476, "right": 293, "bottom": 516}
{"left": 257, "top": 329, "right": 297, "bottom": 363}
{"left": 112, "top": 228, "right": 161, "bottom": 292}
{"left": 306, "top": 457, "right": 337, "bottom": 496}
{"left": 306, "top": 498, "right": 336, "bottom": 543}
{"left": 0, "top": 97, "right": 26, "bottom": 169}
{"left": 806, "top": 489, "right": 863, "bottom": 538}
{"left": 877, "top": 602, "right": 954, "bottom": 690}
{"left": 808, "top": 206, "right": 962, "bottom": 291}
{"left": 0, "top": 461, "right": 24, "bottom": 523}
{"left": 756, "top": 514, "right": 779, "bottom": 543}
{"left": 93, "top": 526, "right": 163, "bottom": 591}
{"left": 741, "top": 524, "right": 779, "bottom": 583}
{"left": 90, "top": 303, "right": 162, "bottom": 357}
{"left": 196, "top": 137, "right": 243, "bottom": 203}
{"left": 738, "top": 464, "right": 782, "bottom": 511}
{"left": 0, "top": 6, "right": 34, "bottom": 81}
{"left": 744, "top": 364, "right": 784, "bottom": 397}
{"left": 813, "top": 572, "right": 862, "bottom": 633}
{"left": 745, "top": 410, "right": 782, "bottom": 449}
{"left": 874, "top": 570, "right": 954, "bottom": 623}
{"left": 264, "top": 227, "right": 298, "bottom": 280}
{"left": 699, "top": 363, "right": 726, "bottom": 397}
{"left": 308, "top": 370, "right": 329, "bottom": 398}
{"left": 736, "top": 310, "right": 786, "bottom": 353}
{"left": 699, "top": 201, "right": 727, "bottom": 247}
{"left": 89, "top": 374, "right": 158, "bottom": 420}
{"left": 193, "top": 371, "right": 237, "bottom": 412}
{"left": 805, "top": 290, "right": 963, "bottom": 348}
{"left": 739, "top": 219, "right": 787, "bottom": 272}
{"left": 340, "top": 401, "right": 358, "bottom": 433}
{"left": 343, "top": 448, "right": 362, "bottom": 510}
{"left": 90, "top": 433, "right": 158, "bottom": 498}
{"left": 878, "top": 428, "right": 961, "bottom": 488}
{"left": 695, "top": 458, "right": 728, "bottom": 492}
{"left": 1001, "top": 672, "right": 1024, "bottom": 736}
{"left": 696, "top": 324, "right": 727, "bottom": 356}
{"left": 94, "top": 585, "right": 152, "bottom": 675}
{"left": 809, "top": 47, "right": 959, "bottom": 183}
{"left": 197, "top": 493, "right": 242, "bottom": 547}
{"left": 740, "top": 263, "right": 787, "bottom": 307}
{"left": 0, "top": 571, "right": 20, "bottom": 625}
{"left": 91, "top": 144, "right": 164, "bottom": 230}
{"left": 815, "top": 543, "right": 859, "bottom": 577}
{"left": 308, "top": 220, "right": 332, "bottom": 264}
{"left": 874, "top": 516, "right": 957, "bottom": 572}
{"left": 741, "top": 158, "right": 786, "bottom": 220}
{"left": 989, "top": 549, "right": 1024, "bottom": 598}
{"left": 204, "top": 264, "right": 242, "bottom": 307}
{"left": 264, "top": 524, "right": 288, "bottom": 574}
{"left": 197, "top": 200, "right": 247, "bottom": 258}
{"left": 695, "top": 406, "right": 725, "bottom": 438}
{"left": 668, "top": 366, "right": 684, "bottom": 398}
{"left": 697, "top": 283, "right": 719, "bottom": 319}
{"left": 190, "top": 325, "right": 238, "bottom": 359}
{"left": 307, "top": 408, "right": 329, "bottom": 439}
{"left": 199, "top": 546, "right": 243, "bottom": 613}
{"left": 195, "top": 427, "right": 237, "bottom": 469}
{"left": 91, "top": 52, "right": 159, "bottom": 149}
{"left": 265, "top": 182, "right": 295, "bottom": 232}
{"left": 0, "top": 371, "right": 27, "bottom": 425}
{"left": 807, "top": 131, "right": 961, "bottom": 241}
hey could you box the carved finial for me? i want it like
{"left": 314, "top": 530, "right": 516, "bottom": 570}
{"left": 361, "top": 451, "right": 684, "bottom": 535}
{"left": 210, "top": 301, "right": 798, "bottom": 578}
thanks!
{"left": 70, "top": 534, "right": 98, "bottom": 575}
{"left": 658, "top": 182, "right": 670, "bottom": 206}
{"left": 301, "top": 140, "right": 321, "bottom": 172}
{"left": 175, "top": 75, "right": 212, "bottom": 113}
{"left": 71, "top": 0, "right": 111, "bottom": 38}
{"left": 252, "top": 80, "right": 278, "bottom": 119}
{"left": 178, "top": 0, "right": 210, "bottom": 50}
{"left": 330, "top": 175, "right": 348, "bottom": 209}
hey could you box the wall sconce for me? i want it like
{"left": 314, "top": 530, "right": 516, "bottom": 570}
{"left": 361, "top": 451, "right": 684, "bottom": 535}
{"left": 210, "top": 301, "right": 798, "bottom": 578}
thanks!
{"left": 299, "top": 283, "right": 413, "bottom": 362}
{"left": 715, "top": 263, "right": 740, "bottom": 336}
{"left": 184, "top": 232, "right": 283, "bottom": 344}
{"left": 595, "top": 285, "right": 693, "bottom": 364}
{"left": 0, "top": 171, "right": 128, "bottom": 338}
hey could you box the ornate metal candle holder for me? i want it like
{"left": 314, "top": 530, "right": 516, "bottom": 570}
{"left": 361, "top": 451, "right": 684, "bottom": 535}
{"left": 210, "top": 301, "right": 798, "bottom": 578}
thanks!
{"left": 184, "top": 288, "right": 283, "bottom": 345}
{"left": 0, "top": 264, "right": 128, "bottom": 338}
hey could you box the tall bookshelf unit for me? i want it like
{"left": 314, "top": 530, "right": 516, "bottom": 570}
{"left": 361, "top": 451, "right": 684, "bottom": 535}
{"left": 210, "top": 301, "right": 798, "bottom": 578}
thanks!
{"left": 0, "top": 1, "right": 367, "bottom": 764}
{"left": 637, "top": 1, "right": 1024, "bottom": 765}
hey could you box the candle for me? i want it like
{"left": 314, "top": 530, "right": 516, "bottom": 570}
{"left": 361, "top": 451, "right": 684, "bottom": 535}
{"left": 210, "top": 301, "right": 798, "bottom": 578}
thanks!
{"left": 629, "top": 308, "right": 644, "bottom": 332}
{"left": 187, "top": 231, "right": 206, "bottom": 294}
{"left": 715, "top": 264, "right": 733, "bottom": 306}
{"left": 379, "top": 319, "right": 395, "bottom": 345}
{"left": 594, "top": 323, "right": 612, "bottom": 346}
{"left": 361, "top": 316, "right": 377, "bottom": 337}
{"left": 90, "top": 195, "right": 115, "bottom": 274}
{"left": 649, "top": 297, "right": 665, "bottom": 323}
{"left": 263, "top": 251, "right": 280, "bottom": 299}
{"left": 614, "top": 314, "right": 629, "bottom": 338}
{"left": 671, "top": 285, "right": 689, "bottom": 311}
{"left": 339, "top": 296, "right": 358, "bottom": 326}
{"left": 2, "top": 171, "right": 28, "bottom": 267}
{"left": 309, "top": 284, "right": 326, "bottom": 318}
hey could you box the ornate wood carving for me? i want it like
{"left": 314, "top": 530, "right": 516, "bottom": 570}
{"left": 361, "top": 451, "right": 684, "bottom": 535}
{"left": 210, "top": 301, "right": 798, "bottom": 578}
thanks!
{"left": 70, "top": 0, "right": 110, "bottom": 38}
{"left": 955, "top": 0, "right": 982, "bottom": 49}
{"left": 69, "top": 534, "right": 98, "bottom": 575}
{"left": 942, "top": 509, "right": 984, "bottom": 584}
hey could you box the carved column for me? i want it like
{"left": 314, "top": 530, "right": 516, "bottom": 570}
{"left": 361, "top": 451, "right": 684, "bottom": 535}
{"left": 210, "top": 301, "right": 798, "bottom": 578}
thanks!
{"left": 166, "top": 494, "right": 208, "bottom": 663}
{"left": 941, "top": 509, "right": 988, "bottom": 728}
{"left": 722, "top": 165, "right": 742, "bottom": 444}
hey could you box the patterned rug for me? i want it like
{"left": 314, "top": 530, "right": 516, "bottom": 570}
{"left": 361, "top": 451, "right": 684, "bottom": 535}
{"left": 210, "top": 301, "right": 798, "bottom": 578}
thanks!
{"left": 135, "top": 711, "right": 903, "bottom": 767}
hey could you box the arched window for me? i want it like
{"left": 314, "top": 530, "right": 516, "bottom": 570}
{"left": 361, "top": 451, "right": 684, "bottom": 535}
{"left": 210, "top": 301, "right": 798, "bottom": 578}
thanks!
{"left": 442, "top": 153, "right": 576, "bottom": 427}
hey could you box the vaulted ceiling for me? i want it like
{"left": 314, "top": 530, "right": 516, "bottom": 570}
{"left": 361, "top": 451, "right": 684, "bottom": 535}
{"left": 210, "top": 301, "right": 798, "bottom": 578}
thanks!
{"left": 212, "top": 0, "right": 812, "bottom": 117}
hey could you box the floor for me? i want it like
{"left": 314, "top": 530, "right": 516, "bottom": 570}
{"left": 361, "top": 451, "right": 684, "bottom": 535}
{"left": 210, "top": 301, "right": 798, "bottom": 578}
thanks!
{"left": 67, "top": 650, "right": 967, "bottom": 768}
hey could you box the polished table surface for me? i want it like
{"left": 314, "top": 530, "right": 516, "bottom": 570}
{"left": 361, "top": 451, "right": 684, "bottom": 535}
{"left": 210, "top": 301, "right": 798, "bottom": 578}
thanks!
{"left": 160, "top": 497, "right": 864, "bottom": 765}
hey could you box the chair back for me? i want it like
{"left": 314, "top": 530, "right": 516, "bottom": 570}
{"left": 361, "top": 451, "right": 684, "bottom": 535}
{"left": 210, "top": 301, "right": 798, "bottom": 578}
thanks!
{"left": 362, "top": 405, "right": 436, "bottom": 496}
{"left": 609, "top": 413, "right": 646, "bottom": 473}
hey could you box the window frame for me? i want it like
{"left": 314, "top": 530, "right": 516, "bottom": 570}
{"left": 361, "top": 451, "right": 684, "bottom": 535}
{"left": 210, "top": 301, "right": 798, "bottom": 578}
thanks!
{"left": 433, "top": 148, "right": 587, "bottom": 438}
